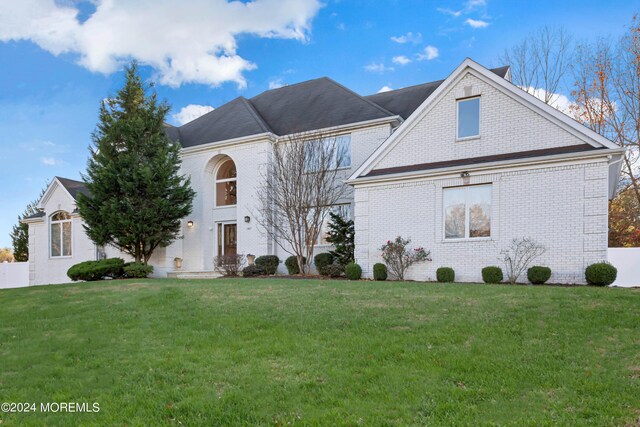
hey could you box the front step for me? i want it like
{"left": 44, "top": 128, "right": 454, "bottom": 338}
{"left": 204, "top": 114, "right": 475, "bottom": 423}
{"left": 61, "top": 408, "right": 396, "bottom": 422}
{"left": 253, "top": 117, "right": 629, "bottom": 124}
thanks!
{"left": 166, "top": 271, "right": 223, "bottom": 280}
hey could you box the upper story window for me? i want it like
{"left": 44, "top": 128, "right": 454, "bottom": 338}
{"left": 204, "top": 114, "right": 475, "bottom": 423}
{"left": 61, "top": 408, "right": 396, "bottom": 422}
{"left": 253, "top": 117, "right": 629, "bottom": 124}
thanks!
{"left": 443, "top": 184, "right": 491, "bottom": 239}
{"left": 457, "top": 97, "right": 480, "bottom": 139}
{"left": 304, "top": 135, "right": 351, "bottom": 171}
{"left": 334, "top": 135, "right": 351, "bottom": 168}
{"left": 216, "top": 158, "right": 237, "bottom": 207}
{"left": 50, "top": 211, "right": 72, "bottom": 257}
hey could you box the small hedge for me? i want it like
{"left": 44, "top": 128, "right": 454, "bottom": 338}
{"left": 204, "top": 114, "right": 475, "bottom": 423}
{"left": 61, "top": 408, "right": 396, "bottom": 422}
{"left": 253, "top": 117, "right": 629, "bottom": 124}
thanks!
{"left": 436, "top": 267, "right": 455, "bottom": 283}
{"left": 345, "top": 262, "right": 362, "bottom": 280}
{"left": 67, "top": 258, "right": 125, "bottom": 281}
{"left": 242, "top": 265, "right": 266, "bottom": 277}
{"left": 373, "top": 263, "right": 387, "bottom": 281}
{"left": 314, "top": 253, "right": 334, "bottom": 275}
{"left": 255, "top": 255, "right": 279, "bottom": 275}
{"left": 123, "top": 262, "right": 153, "bottom": 278}
{"left": 482, "top": 266, "right": 503, "bottom": 284}
{"left": 323, "top": 264, "right": 345, "bottom": 278}
{"left": 285, "top": 256, "right": 307, "bottom": 275}
{"left": 585, "top": 262, "right": 617, "bottom": 286}
{"left": 527, "top": 266, "right": 551, "bottom": 285}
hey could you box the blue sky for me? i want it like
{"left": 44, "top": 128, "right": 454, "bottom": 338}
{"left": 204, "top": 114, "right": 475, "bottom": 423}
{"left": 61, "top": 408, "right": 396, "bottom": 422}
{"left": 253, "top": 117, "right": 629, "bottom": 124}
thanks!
{"left": 0, "top": 0, "right": 637, "bottom": 248}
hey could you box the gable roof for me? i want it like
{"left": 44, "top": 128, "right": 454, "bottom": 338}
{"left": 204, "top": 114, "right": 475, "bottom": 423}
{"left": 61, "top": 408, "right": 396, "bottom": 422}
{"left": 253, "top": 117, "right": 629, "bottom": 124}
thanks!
{"left": 365, "top": 66, "right": 510, "bottom": 119}
{"left": 349, "top": 58, "right": 623, "bottom": 182}
{"left": 56, "top": 177, "right": 89, "bottom": 200}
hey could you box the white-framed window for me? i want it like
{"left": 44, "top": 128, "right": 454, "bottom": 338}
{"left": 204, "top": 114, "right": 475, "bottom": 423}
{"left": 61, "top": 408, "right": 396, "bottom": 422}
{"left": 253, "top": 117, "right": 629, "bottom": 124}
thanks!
{"left": 304, "top": 135, "right": 351, "bottom": 171}
{"left": 457, "top": 97, "right": 480, "bottom": 139}
{"left": 50, "top": 211, "right": 72, "bottom": 257}
{"left": 317, "top": 204, "right": 352, "bottom": 245}
{"left": 334, "top": 135, "right": 351, "bottom": 168}
{"left": 215, "top": 158, "right": 237, "bottom": 207}
{"left": 443, "top": 184, "right": 491, "bottom": 240}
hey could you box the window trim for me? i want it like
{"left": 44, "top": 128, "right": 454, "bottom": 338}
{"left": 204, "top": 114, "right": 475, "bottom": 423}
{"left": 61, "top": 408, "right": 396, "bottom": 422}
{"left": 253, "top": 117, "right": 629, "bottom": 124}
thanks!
{"left": 456, "top": 96, "right": 481, "bottom": 141}
{"left": 49, "top": 211, "right": 73, "bottom": 258}
{"left": 442, "top": 183, "right": 492, "bottom": 241}
{"left": 214, "top": 158, "right": 237, "bottom": 208}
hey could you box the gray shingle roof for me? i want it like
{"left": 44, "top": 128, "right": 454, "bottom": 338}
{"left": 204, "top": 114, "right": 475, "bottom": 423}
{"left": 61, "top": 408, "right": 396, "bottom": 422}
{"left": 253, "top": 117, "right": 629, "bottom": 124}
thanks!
{"left": 22, "top": 211, "right": 45, "bottom": 220}
{"left": 170, "top": 65, "right": 511, "bottom": 148}
{"left": 56, "top": 176, "right": 89, "bottom": 200}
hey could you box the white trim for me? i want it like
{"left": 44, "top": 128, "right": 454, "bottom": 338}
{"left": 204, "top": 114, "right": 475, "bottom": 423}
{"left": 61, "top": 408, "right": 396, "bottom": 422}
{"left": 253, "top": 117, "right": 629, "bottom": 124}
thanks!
{"left": 215, "top": 221, "right": 237, "bottom": 257}
{"left": 442, "top": 184, "right": 492, "bottom": 241}
{"left": 49, "top": 210, "right": 73, "bottom": 259}
{"left": 349, "top": 58, "right": 621, "bottom": 181}
{"left": 214, "top": 157, "right": 237, "bottom": 208}
{"left": 456, "top": 96, "right": 481, "bottom": 140}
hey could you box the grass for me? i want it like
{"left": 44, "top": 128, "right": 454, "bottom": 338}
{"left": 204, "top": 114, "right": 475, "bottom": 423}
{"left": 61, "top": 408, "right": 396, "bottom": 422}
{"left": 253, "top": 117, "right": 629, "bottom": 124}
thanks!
{"left": 0, "top": 278, "right": 639, "bottom": 426}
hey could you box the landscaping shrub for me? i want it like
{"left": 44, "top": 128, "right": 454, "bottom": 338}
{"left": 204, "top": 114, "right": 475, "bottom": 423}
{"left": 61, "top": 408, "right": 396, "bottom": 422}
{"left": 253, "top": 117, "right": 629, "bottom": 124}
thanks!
{"left": 379, "top": 236, "right": 431, "bottom": 280}
{"left": 323, "top": 264, "right": 345, "bottom": 278}
{"left": 214, "top": 254, "right": 246, "bottom": 277}
{"left": 373, "top": 263, "right": 387, "bottom": 281}
{"left": 123, "top": 262, "right": 153, "bottom": 278}
{"left": 242, "top": 265, "right": 266, "bottom": 277}
{"left": 67, "top": 258, "right": 125, "bottom": 281}
{"left": 527, "top": 266, "right": 551, "bottom": 285}
{"left": 436, "top": 267, "right": 455, "bottom": 283}
{"left": 255, "top": 255, "right": 279, "bottom": 275}
{"left": 482, "top": 266, "right": 503, "bottom": 284}
{"left": 314, "top": 252, "right": 334, "bottom": 275}
{"left": 585, "top": 262, "right": 617, "bottom": 286}
{"left": 285, "top": 256, "right": 306, "bottom": 275}
{"left": 345, "top": 262, "right": 362, "bottom": 280}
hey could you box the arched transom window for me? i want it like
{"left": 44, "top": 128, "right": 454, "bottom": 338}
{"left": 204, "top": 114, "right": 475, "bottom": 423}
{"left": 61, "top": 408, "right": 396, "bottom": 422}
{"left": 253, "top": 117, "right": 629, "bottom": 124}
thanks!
{"left": 216, "top": 158, "right": 237, "bottom": 206}
{"left": 50, "top": 211, "right": 72, "bottom": 257}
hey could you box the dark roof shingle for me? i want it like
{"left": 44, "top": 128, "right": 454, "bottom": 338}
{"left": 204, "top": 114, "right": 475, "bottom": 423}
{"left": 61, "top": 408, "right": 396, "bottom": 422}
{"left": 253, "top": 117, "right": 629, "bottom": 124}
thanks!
{"left": 56, "top": 177, "right": 89, "bottom": 200}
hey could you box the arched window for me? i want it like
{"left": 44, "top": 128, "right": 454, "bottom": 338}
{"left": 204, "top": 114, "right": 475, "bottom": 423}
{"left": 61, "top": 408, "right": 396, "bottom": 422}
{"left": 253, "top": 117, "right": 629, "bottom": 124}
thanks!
{"left": 215, "top": 158, "right": 237, "bottom": 206}
{"left": 50, "top": 211, "right": 72, "bottom": 257}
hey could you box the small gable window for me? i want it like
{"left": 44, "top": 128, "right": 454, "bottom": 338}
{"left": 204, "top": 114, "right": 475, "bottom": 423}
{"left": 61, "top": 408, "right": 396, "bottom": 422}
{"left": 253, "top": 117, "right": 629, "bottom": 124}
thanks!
{"left": 50, "top": 211, "right": 72, "bottom": 257}
{"left": 457, "top": 97, "right": 480, "bottom": 139}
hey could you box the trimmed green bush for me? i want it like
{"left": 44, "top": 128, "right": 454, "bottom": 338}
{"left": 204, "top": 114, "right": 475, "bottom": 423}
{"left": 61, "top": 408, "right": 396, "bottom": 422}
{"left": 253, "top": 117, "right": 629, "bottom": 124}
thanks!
{"left": 345, "top": 262, "right": 362, "bottom": 280}
{"left": 67, "top": 258, "right": 125, "bottom": 281}
{"left": 255, "top": 255, "right": 279, "bottom": 275}
{"left": 436, "top": 267, "right": 455, "bottom": 283}
{"left": 242, "top": 265, "right": 266, "bottom": 278}
{"left": 314, "top": 252, "right": 334, "bottom": 275}
{"left": 373, "top": 263, "right": 387, "bottom": 281}
{"left": 323, "top": 264, "right": 345, "bottom": 278}
{"left": 585, "top": 262, "right": 617, "bottom": 286}
{"left": 527, "top": 266, "right": 551, "bottom": 285}
{"left": 482, "top": 266, "right": 503, "bottom": 284}
{"left": 285, "top": 256, "right": 307, "bottom": 275}
{"left": 123, "top": 262, "right": 153, "bottom": 278}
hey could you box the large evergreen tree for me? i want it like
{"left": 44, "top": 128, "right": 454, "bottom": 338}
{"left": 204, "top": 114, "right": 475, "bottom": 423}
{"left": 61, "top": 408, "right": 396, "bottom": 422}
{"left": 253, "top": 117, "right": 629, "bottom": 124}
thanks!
{"left": 10, "top": 185, "right": 47, "bottom": 262}
{"left": 76, "top": 63, "right": 195, "bottom": 264}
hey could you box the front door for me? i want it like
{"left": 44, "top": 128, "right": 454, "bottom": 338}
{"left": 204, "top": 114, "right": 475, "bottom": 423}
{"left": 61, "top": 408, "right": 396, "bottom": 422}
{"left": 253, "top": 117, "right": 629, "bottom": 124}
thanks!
{"left": 217, "top": 223, "right": 237, "bottom": 257}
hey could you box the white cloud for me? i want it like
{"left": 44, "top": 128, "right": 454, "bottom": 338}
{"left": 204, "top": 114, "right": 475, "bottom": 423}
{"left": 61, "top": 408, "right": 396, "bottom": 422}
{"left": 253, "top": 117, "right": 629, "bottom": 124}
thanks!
{"left": 41, "top": 157, "right": 62, "bottom": 166}
{"left": 173, "top": 104, "right": 214, "bottom": 125}
{"left": 364, "top": 62, "right": 394, "bottom": 73}
{"left": 268, "top": 79, "right": 285, "bottom": 89}
{"left": 436, "top": 8, "right": 462, "bottom": 17}
{"left": 437, "top": 0, "right": 487, "bottom": 17}
{"left": 377, "top": 85, "right": 393, "bottom": 93}
{"left": 416, "top": 45, "right": 439, "bottom": 61}
{"left": 390, "top": 32, "right": 422, "bottom": 44}
{"left": 392, "top": 55, "right": 411, "bottom": 66}
{"left": 0, "top": 0, "right": 322, "bottom": 88}
{"left": 525, "top": 87, "right": 572, "bottom": 113}
{"left": 465, "top": 18, "right": 490, "bottom": 28}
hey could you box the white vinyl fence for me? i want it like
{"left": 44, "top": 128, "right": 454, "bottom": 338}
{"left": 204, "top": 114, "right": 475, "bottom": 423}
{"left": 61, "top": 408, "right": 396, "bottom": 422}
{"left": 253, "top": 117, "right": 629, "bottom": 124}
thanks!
{"left": 0, "top": 262, "right": 29, "bottom": 289}
{"left": 608, "top": 248, "right": 640, "bottom": 288}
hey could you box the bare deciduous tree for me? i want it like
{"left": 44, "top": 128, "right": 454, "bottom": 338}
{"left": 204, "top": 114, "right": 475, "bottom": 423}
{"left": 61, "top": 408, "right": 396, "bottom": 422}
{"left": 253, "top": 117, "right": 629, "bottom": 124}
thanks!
{"left": 571, "top": 16, "right": 640, "bottom": 206}
{"left": 255, "top": 131, "right": 348, "bottom": 275}
{"left": 500, "top": 25, "right": 573, "bottom": 106}
{"left": 500, "top": 237, "right": 546, "bottom": 284}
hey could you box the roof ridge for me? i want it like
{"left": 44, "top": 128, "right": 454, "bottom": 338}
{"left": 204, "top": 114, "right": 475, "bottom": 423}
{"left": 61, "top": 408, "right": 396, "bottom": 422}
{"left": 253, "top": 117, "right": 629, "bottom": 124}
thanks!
{"left": 322, "top": 77, "right": 397, "bottom": 118}
{"left": 55, "top": 176, "right": 85, "bottom": 185}
{"left": 366, "top": 79, "right": 444, "bottom": 98}
{"left": 238, "top": 97, "right": 275, "bottom": 135}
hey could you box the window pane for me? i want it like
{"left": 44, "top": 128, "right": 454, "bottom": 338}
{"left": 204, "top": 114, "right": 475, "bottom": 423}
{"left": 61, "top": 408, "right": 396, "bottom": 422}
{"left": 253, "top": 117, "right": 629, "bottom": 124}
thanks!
{"left": 51, "top": 223, "right": 61, "bottom": 257}
{"left": 444, "top": 188, "right": 466, "bottom": 239}
{"left": 52, "top": 211, "right": 71, "bottom": 221}
{"left": 62, "top": 222, "right": 72, "bottom": 256}
{"left": 469, "top": 185, "right": 491, "bottom": 238}
{"left": 335, "top": 135, "right": 351, "bottom": 168}
{"left": 458, "top": 98, "right": 480, "bottom": 138}
{"left": 216, "top": 159, "right": 236, "bottom": 180}
{"left": 216, "top": 181, "right": 237, "bottom": 206}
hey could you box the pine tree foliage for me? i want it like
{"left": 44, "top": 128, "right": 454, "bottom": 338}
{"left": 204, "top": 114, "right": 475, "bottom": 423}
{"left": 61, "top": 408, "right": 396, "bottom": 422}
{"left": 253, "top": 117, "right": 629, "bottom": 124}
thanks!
{"left": 326, "top": 211, "right": 355, "bottom": 266}
{"left": 76, "top": 63, "right": 195, "bottom": 264}
{"left": 10, "top": 185, "right": 47, "bottom": 262}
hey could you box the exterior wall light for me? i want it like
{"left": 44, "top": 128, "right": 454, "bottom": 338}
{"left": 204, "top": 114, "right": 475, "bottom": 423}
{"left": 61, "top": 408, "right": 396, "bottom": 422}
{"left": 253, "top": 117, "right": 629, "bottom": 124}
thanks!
{"left": 187, "top": 220, "right": 194, "bottom": 228}
{"left": 244, "top": 216, "right": 251, "bottom": 223}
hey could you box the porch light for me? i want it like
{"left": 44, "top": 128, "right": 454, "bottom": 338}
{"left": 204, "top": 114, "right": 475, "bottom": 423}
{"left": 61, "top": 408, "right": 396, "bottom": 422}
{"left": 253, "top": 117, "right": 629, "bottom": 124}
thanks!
{"left": 187, "top": 220, "right": 194, "bottom": 228}
{"left": 244, "top": 216, "right": 251, "bottom": 223}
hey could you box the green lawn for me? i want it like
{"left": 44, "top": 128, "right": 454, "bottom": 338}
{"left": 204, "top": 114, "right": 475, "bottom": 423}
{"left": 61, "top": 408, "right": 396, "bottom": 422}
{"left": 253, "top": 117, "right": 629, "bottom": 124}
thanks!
{"left": 0, "top": 278, "right": 638, "bottom": 426}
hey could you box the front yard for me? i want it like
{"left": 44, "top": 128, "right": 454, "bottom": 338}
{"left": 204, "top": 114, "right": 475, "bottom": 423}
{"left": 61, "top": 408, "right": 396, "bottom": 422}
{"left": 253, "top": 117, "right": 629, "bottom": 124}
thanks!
{"left": 0, "top": 278, "right": 638, "bottom": 425}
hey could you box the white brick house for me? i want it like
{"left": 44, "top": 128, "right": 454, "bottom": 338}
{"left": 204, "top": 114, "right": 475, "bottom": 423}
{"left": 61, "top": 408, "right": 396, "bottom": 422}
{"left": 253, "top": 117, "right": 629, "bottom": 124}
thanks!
{"left": 23, "top": 59, "right": 623, "bottom": 285}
